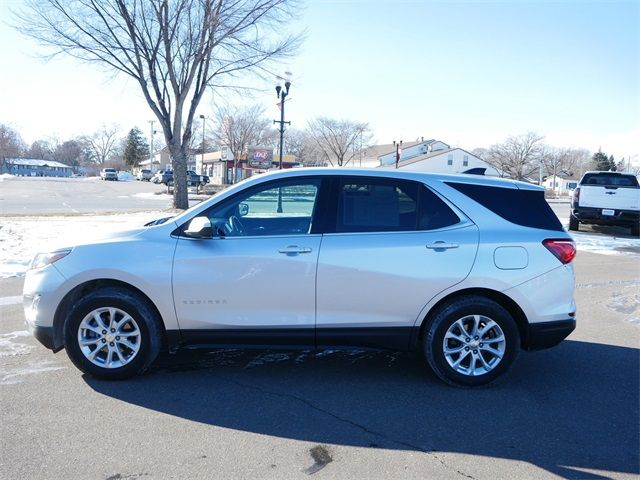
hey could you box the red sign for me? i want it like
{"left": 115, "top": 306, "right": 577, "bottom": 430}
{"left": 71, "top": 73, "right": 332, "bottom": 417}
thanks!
{"left": 248, "top": 147, "right": 273, "bottom": 169}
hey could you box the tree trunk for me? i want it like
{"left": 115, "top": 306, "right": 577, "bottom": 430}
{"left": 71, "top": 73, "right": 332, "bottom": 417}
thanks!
{"left": 169, "top": 144, "right": 189, "bottom": 210}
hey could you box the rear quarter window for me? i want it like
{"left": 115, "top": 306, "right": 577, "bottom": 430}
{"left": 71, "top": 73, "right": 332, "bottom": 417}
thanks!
{"left": 447, "top": 182, "right": 563, "bottom": 231}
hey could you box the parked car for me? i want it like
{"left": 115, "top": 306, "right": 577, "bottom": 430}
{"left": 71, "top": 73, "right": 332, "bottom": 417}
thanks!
{"left": 162, "top": 170, "right": 209, "bottom": 187}
{"left": 570, "top": 171, "right": 640, "bottom": 236}
{"left": 100, "top": 168, "right": 118, "bottom": 181}
{"left": 137, "top": 169, "right": 153, "bottom": 181}
{"left": 151, "top": 170, "right": 165, "bottom": 184}
{"left": 23, "top": 168, "right": 576, "bottom": 386}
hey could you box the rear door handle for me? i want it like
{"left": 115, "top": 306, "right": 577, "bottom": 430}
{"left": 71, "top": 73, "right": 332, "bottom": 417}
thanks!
{"left": 426, "top": 242, "right": 459, "bottom": 250}
{"left": 278, "top": 246, "right": 313, "bottom": 255}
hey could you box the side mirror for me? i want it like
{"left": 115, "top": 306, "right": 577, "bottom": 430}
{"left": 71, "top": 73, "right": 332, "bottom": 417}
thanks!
{"left": 239, "top": 202, "right": 249, "bottom": 216}
{"left": 184, "top": 216, "right": 213, "bottom": 239}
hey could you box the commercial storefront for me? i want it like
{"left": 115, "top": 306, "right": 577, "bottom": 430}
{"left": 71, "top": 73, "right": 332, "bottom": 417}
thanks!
{"left": 197, "top": 147, "right": 299, "bottom": 185}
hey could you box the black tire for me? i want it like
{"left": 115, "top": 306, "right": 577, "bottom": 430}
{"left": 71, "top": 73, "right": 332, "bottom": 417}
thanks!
{"left": 424, "top": 296, "right": 520, "bottom": 387}
{"left": 64, "top": 287, "right": 162, "bottom": 380}
{"left": 568, "top": 215, "right": 579, "bottom": 231}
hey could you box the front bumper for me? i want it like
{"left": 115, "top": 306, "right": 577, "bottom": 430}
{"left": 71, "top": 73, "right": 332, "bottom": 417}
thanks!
{"left": 524, "top": 319, "right": 576, "bottom": 350}
{"left": 25, "top": 322, "right": 58, "bottom": 351}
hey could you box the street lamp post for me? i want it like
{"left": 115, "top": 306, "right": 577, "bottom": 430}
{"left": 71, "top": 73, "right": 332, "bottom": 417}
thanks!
{"left": 198, "top": 114, "right": 207, "bottom": 193}
{"left": 148, "top": 120, "right": 155, "bottom": 172}
{"left": 274, "top": 78, "right": 291, "bottom": 170}
{"left": 274, "top": 75, "right": 291, "bottom": 213}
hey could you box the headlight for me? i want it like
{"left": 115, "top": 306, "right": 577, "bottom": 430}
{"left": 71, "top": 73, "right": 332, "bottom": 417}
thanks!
{"left": 30, "top": 249, "right": 72, "bottom": 270}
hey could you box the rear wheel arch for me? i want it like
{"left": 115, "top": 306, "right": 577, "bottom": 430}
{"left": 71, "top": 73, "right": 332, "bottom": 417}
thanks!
{"left": 53, "top": 279, "right": 169, "bottom": 352}
{"left": 415, "top": 288, "right": 529, "bottom": 350}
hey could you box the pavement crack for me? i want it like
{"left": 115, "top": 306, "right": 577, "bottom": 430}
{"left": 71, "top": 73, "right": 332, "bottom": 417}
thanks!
{"left": 229, "top": 379, "right": 476, "bottom": 479}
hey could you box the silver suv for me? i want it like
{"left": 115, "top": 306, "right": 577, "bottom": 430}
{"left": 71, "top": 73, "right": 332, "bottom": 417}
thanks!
{"left": 23, "top": 169, "right": 576, "bottom": 386}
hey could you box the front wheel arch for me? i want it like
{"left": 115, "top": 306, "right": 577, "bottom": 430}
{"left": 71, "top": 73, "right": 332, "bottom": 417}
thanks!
{"left": 53, "top": 279, "right": 169, "bottom": 352}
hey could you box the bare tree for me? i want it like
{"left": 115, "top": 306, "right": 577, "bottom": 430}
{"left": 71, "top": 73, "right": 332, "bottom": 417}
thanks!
{"left": 27, "top": 139, "right": 54, "bottom": 160}
{"left": 285, "top": 128, "right": 325, "bottom": 166}
{"left": 17, "top": 0, "right": 300, "bottom": 208}
{"left": 542, "top": 147, "right": 591, "bottom": 182}
{"left": 84, "top": 126, "right": 119, "bottom": 165}
{"left": 54, "top": 139, "right": 87, "bottom": 169}
{"left": 470, "top": 147, "right": 489, "bottom": 161}
{"left": 485, "top": 132, "right": 545, "bottom": 180}
{"left": 0, "top": 124, "right": 26, "bottom": 171}
{"left": 306, "top": 118, "right": 372, "bottom": 167}
{"left": 213, "top": 104, "right": 275, "bottom": 182}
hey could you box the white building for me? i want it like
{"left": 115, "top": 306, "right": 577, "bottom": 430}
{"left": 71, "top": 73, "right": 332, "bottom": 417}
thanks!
{"left": 381, "top": 147, "right": 499, "bottom": 176}
{"left": 378, "top": 139, "right": 450, "bottom": 167}
{"left": 543, "top": 175, "right": 579, "bottom": 196}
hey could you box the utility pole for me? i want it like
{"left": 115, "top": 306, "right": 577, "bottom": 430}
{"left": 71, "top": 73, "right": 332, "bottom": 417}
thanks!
{"left": 394, "top": 140, "right": 403, "bottom": 169}
{"left": 148, "top": 120, "right": 154, "bottom": 172}
{"left": 199, "top": 114, "right": 207, "bottom": 174}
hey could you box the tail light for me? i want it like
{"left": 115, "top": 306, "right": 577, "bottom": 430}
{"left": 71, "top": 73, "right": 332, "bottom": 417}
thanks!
{"left": 572, "top": 187, "right": 580, "bottom": 204}
{"left": 543, "top": 239, "right": 577, "bottom": 264}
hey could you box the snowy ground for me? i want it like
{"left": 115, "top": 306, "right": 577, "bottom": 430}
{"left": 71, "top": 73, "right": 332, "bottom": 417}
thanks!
{"left": 0, "top": 211, "right": 165, "bottom": 278}
{"left": 0, "top": 211, "right": 638, "bottom": 279}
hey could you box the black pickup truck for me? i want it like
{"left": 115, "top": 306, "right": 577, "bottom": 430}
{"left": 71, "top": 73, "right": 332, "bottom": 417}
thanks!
{"left": 155, "top": 170, "right": 210, "bottom": 187}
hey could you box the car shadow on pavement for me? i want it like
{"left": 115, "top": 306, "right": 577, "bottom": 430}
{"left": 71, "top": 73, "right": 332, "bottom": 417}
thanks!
{"left": 85, "top": 340, "right": 639, "bottom": 479}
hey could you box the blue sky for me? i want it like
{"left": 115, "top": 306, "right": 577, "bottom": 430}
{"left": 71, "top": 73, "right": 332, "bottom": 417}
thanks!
{"left": 0, "top": 0, "right": 638, "bottom": 160}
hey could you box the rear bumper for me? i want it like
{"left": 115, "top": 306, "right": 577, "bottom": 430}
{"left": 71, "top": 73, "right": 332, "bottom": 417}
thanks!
{"left": 572, "top": 206, "right": 639, "bottom": 227}
{"left": 524, "top": 319, "right": 576, "bottom": 351}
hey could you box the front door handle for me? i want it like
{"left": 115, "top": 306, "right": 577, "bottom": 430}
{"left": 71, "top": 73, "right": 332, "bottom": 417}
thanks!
{"left": 426, "top": 241, "right": 459, "bottom": 250}
{"left": 278, "top": 245, "right": 313, "bottom": 255}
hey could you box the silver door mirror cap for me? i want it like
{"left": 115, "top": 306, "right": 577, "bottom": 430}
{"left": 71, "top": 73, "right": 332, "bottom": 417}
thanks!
{"left": 184, "top": 216, "right": 213, "bottom": 239}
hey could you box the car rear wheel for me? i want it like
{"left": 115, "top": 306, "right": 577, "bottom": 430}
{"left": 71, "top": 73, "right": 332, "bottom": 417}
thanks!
{"left": 64, "top": 287, "right": 161, "bottom": 379}
{"left": 424, "top": 296, "right": 520, "bottom": 387}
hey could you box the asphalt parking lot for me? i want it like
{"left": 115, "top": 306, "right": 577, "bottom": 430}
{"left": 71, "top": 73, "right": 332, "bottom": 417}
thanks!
{"left": 1, "top": 177, "right": 639, "bottom": 479}
{"left": 0, "top": 176, "right": 210, "bottom": 215}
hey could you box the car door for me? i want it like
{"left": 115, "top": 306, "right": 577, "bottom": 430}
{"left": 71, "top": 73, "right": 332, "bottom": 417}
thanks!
{"left": 172, "top": 177, "right": 325, "bottom": 347}
{"left": 316, "top": 176, "right": 479, "bottom": 350}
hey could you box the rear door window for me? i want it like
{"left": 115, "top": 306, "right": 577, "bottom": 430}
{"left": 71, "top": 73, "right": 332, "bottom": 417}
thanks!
{"left": 334, "top": 177, "right": 460, "bottom": 233}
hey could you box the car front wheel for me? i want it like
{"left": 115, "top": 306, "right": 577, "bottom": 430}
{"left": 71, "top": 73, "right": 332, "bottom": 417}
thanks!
{"left": 64, "top": 287, "right": 162, "bottom": 379}
{"left": 424, "top": 296, "right": 520, "bottom": 387}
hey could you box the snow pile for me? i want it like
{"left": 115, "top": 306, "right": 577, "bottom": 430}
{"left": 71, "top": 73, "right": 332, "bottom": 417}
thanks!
{"left": 0, "top": 173, "right": 14, "bottom": 182}
{"left": 0, "top": 211, "right": 165, "bottom": 278}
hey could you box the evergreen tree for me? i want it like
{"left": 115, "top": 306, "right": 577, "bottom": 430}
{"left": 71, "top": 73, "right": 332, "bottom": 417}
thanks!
{"left": 592, "top": 150, "right": 615, "bottom": 171}
{"left": 123, "top": 127, "right": 149, "bottom": 168}
{"left": 608, "top": 155, "right": 617, "bottom": 171}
